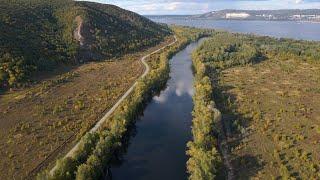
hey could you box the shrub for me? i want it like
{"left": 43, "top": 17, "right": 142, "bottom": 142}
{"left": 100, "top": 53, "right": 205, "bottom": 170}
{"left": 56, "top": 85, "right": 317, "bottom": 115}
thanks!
{"left": 187, "top": 142, "right": 221, "bottom": 180}
{"left": 75, "top": 136, "right": 119, "bottom": 179}
{"left": 40, "top": 26, "right": 212, "bottom": 179}
{"left": 187, "top": 34, "right": 223, "bottom": 180}
{"left": 75, "top": 164, "right": 93, "bottom": 180}
{"left": 73, "top": 133, "right": 100, "bottom": 164}
{"left": 44, "top": 132, "right": 99, "bottom": 179}
{"left": 51, "top": 157, "right": 78, "bottom": 180}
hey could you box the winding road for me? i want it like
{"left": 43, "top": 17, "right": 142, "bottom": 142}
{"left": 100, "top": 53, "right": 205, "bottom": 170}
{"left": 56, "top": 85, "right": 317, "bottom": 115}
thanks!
{"left": 50, "top": 36, "right": 177, "bottom": 174}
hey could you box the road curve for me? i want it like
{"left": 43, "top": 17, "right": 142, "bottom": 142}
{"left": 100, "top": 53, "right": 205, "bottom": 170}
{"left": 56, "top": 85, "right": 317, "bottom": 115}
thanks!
{"left": 50, "top": 36, "right": 177, "bottom": 174}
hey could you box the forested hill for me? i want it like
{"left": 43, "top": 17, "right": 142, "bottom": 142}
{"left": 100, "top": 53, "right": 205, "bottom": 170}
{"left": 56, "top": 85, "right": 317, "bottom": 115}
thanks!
{"left": 0, "top": 0, "right": 170, "bottom": 89}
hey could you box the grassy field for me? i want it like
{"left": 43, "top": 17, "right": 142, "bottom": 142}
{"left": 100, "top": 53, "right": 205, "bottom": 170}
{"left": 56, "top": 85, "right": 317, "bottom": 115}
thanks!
{"left": 38, "top": 26, "right": 212, "bottom": 180}
{"left": 216, "top": 59, "right": 320, "bottom": 179}
{"left": 191, "top": 31, "right": 320, "bottom": 179}
{"left": 0, "top": 37, "right": 173, "bottom": 179}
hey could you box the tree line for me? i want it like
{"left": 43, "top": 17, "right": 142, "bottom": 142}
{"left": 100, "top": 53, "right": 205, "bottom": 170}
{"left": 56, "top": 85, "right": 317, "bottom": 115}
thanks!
{"left": 194, "top": 31, "right": 320, "bottom": 74}
{"left": 188, "top": 29, "right": 320, "bottom": 180}
{"left": 37, "top": 26, "right": 211, "bottom": 180}
{"left": 187, "top": 32, "right": 223, "bottom": 180}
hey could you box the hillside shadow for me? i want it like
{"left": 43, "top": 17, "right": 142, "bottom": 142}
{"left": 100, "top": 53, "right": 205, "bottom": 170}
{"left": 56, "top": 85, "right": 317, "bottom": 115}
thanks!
{"left": 213, "top": 83, "right": 265, "bottom": 180}
{"left": 110, "top": 121, "right": 139, "bottom": 168}
{"left": 231, "top": 154, "right": 265, "bottom": 180}
{"left": 103, "top": 116, "right": 141, "bottom": 180}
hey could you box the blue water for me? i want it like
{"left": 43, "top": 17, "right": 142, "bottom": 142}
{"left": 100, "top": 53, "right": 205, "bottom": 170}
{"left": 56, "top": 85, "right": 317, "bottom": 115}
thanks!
{"left": 107, "top": 17, "right": 320, "bottom": 180}
{"left": 150, "top": 18, "right": 320, "bottom": 41}
{"left": 108, "top": 39, "right": 207, "bottom": 180}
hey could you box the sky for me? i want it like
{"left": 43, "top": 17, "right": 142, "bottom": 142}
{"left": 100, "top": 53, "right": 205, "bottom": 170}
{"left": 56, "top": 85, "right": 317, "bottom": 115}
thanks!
{"left": 83, "top": 0, "right": 320, "bottom": 15}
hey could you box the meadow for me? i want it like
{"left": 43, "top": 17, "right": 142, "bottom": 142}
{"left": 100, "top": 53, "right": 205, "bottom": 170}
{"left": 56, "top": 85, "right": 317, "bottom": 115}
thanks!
{"left": 0, "top": 37, "right": 172, "bottom": 179}
{"left": 191, "top": 31, "right": 320, "bottom": 179}
{"left": 217, "top": 58, "right": 320, "bottom": 179}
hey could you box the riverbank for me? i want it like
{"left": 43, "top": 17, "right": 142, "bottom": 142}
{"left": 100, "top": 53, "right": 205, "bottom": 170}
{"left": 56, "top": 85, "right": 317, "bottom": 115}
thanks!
{"left": 187, "top": 36, "right": 224, "bottom": 180}
{"left": 149, "top": 18, "right": 320, "bottom": 41}
{"left": 0, "top": 36, "right": 174, "bottom": 179}
{"left": 190, "top": 30, "right": 320, "bottom": 179}
{"left": 39, "top": 26, "right": 213, "bottom": 179}
{"left": 110, "top": 36, "right": 211, "bottom": 180}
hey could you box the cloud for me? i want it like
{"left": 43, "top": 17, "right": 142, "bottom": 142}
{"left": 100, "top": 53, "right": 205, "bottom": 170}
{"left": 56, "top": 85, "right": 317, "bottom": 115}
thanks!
{"left": 84, "top": 0, "right": 320, "bottom": 15}
{"left": 126, "top": 1, "right": 209, "bottom": 14}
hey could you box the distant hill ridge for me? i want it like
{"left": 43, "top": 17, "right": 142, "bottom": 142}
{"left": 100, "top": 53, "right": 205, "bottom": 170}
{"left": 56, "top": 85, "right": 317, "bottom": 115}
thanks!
{"left": 195, "top": 9, "right": 320, "bottom": 21}
{"left": 0, "top": 0, "right": 170, "bottom": 89}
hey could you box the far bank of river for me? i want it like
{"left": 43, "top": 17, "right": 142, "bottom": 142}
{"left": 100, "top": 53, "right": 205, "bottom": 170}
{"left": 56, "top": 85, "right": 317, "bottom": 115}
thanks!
{"left": 149, "top": 18, "right": 320, "bottom": 41}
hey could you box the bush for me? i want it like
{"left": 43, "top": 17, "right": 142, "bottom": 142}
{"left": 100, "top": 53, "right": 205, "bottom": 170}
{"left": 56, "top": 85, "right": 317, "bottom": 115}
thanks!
{"left": 187, "top": 34, "right": 223, "bottom": 180}
{"left": 75, "top": 136, "right": 119, "bottom": 179}
{"left": 0, "top": 53, "right": 29, "bottom": 88}
{"left": 44, "top": 132, "right": 99, "bottom": 179}
{"left": 187, "top": 142, "right": 221, "bottom": 180}
{"left": 51, "top": 157, "right": 78, "bottom": 180}
{"left": 75, "top": 164, "right": 93, "bottom": 180}
{"left": 73, "top": 133, "right": 100, "bottom": 164}
{"left": 41, "top": 26, "right": 212, "bottom": 179}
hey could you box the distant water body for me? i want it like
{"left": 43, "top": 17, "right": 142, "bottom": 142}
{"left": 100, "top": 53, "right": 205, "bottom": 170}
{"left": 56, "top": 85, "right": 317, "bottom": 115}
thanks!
{"left": 149, "top": 18, "right": 320, "bottom": 41}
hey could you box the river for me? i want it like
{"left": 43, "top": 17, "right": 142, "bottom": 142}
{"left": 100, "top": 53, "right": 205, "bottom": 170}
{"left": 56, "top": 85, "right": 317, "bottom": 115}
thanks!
{"left": 107, "top": 39, "right": 206, "bottom": 180}
{"left": 149, "top": 18, "right": 320, "bottom": 41}
{"left": 107, "top": 18, "right": 320, "bottom": 180}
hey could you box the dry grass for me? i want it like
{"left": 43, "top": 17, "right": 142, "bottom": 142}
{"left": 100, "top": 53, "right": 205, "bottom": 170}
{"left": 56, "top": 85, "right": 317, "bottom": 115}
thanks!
{"left": 0, "top": 37, "right": 173, "bottom": 179}
{"left": 217, "top": 59, "right": 320, "bottom": 179}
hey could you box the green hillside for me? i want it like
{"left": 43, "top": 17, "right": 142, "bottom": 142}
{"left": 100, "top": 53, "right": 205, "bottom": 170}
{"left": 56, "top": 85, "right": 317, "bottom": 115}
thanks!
{"left": 0, "top": 0, "right": 170, "bottom": 89}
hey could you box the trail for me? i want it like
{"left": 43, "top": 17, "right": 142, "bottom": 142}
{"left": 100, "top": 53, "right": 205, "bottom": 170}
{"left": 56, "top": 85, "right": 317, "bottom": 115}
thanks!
{"left": 49, "top": 36, "right": 177, "bottom": 175}
{"left": 219, "top": 137, "right": 235, "bottom": 180}
{"left": 74, "top": 16, "right": 85, "bottom": 46}
{"left": 219, "top": 113, "right": 235, "bottom": 180}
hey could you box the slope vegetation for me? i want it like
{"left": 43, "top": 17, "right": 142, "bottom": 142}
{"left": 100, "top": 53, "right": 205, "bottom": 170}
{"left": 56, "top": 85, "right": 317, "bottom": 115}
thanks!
{"left": 192, "top": 31, "right": 320, "bottom": 179}
{"left": 0, "top": 0, "right": 170, "bottom": 89}
{"left": 38, "top": 26, "right": 211, "bottom": 180}
{"left": 0, "top": 1, "right": 172, "bottom": 179}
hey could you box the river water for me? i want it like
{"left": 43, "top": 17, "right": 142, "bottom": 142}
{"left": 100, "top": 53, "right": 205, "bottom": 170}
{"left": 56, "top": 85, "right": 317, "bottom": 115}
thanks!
{"left": 149, "top": 18, "right": 320, "bottom": 41}
{"left": 108, "top": 39, "right": 206, "bottom": 180}
{"left": 105, "top": 18, "right": 320, "bottom": 180}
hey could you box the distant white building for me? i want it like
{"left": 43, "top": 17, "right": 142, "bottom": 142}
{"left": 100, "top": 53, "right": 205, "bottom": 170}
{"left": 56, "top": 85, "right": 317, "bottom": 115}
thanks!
{"left": 301, "top": 15, "right": 316, "bottom": 18}
{"left": 291, "top": 14, "right": 320, "bottom": 20}
{"left": 256, "top": 14, "right": 274, "bottom": 19}
{"left": 226, "top": 13, "right": 250, "bottom": 19}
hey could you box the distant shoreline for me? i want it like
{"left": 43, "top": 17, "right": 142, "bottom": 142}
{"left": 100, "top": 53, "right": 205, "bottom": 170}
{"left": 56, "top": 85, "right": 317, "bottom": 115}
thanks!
{"left": 299, "top": 20, "right": 320, "bottom": 24}
{"left": 148, "top": 16, "right": 320, "bottom": 24}
{"left": 149, "top": 18, "right": 320, "bottom": 41}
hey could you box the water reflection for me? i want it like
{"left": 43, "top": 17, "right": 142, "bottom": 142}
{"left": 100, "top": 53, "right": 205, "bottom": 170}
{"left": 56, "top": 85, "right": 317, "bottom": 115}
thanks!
{"left": 108, "top": 38, "right": 206, "bottom": 180}
{"left": 153, "top": 87, "right": 170, "bottom": 103}
{"left": 175, "top": 80, "right": 194, "bottom": 97}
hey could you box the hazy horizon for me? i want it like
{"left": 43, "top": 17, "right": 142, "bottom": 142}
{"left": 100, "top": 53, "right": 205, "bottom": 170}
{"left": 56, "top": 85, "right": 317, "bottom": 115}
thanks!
{"left": 144, "top": 8, "right": 320, "bottom": 16}
{"left": 80, "top": 0, "right": 320, "bottom": 15}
